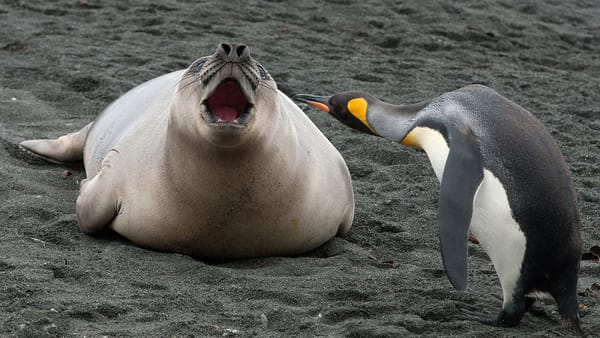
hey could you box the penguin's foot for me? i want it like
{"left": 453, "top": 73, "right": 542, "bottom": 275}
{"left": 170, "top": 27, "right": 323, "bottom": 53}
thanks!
{"left": 560, "top": 315, "right": 584, "bottom": 337}
{"left": 496, "top": 300, "right": 532, "bottom": 327}
{"left": 553, "top": 284, "right": 584, "bottom": 336}
{"left": 495, "top": 311, "right": 522, "bottom": 327}
{"left": 493, "top": 295, "right": 537, "bottom": 327}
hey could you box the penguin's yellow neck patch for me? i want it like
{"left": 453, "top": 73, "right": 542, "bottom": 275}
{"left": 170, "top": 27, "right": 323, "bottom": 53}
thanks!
{"left": 347, "top": 98, "right": 376, "bottom": 134}
{"left": 401, "top": 127, "right": 443, "bottom": 150}
{"left": 401, "top": 130, "right": 420, "bottom": 148}
{"left": 402, "top": 126, "right": 449, "bottom": 181}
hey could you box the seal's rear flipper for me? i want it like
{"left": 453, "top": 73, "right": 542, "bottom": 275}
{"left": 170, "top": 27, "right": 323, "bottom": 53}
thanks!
{"left": 20, "top": 122, "right": 92, "bottom": 164}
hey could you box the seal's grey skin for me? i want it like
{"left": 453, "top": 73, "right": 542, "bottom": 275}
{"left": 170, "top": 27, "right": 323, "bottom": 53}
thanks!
{"left": 21, "top": 43, "right": 354, "bottom": 259}
{"left": 293, "top": 86, "right": 582, "bottom": 332}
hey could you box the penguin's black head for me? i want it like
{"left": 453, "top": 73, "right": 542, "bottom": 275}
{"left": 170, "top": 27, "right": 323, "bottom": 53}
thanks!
{"left": 292, "top": 92, "right": 378, "bottom": 136}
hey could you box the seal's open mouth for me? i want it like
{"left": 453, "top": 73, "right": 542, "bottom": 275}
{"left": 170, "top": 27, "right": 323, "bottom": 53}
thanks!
{"left": 205, "top": 79, "right": 252, "bottom": 125}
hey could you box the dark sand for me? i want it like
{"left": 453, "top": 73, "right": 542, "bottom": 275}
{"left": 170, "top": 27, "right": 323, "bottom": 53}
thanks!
{"left": 1, "top": 0, "right": 599, "bottom": 336}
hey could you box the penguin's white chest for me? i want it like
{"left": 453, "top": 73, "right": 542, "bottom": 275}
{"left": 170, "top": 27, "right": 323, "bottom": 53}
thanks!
{"left": 470, "top": 170, "right": 527, "bottom": 305}
{"left": 407, "top": 126, "right": 527, "bottom": 305}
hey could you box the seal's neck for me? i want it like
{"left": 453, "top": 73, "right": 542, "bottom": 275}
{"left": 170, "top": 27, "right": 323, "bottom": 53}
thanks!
{"left": 164, "top": 98, "right": 299, "bottom": 196}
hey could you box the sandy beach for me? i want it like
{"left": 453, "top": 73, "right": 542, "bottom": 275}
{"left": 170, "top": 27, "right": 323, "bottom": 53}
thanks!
{"left": 1, "top": 0, "right": 598, "bottom": 336}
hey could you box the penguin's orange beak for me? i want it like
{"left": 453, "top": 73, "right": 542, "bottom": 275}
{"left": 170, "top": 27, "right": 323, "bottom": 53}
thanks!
{"left": 292, "top": 94, "right": 331, "bottom": 113}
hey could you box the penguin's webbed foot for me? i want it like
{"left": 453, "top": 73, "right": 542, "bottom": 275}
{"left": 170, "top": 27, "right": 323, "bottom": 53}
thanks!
{"left": 495, "top": 297, "right": 534, "bottom": 327}
{"left": 556, "top": 310, "right": 584, "bottom": 337}
{"left": 495, "top": 311, "right": 522, "bottom": 327}
{"left": 560, "top": 316, "right": 584, "bottom": 337}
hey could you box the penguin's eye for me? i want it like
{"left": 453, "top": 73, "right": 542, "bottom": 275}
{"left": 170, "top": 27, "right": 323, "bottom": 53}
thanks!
{"left": 329, "top": 100, "right": 337, "bottom": 110}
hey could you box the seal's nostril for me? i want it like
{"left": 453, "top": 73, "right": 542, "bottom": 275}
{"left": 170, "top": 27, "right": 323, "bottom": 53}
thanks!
{"left": 220, "top": 43, "right": 231, "bottom": 55}
{"left": 215, "top": 43, "right": 250, "bottom": 62}
{"left": 216, "top": 43, "right": 233, "bottom": 60}
{"left": 236, "top": 44, "right": 250, "bottom": 61}
{"left": 236, "top": 45, "right": 246, "bottom": 57}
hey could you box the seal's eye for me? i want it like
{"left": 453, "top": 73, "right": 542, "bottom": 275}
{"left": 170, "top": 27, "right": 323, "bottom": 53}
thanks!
{"left": 256, "top": 64, "right": 271, "bottom": 81}
{"left": 190, "top": 58, "right": 208, "bottom": 73}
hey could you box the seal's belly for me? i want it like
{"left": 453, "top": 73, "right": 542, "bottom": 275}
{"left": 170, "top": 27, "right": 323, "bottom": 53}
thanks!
{"left": 110, "top": 195, "right": 340, "bottom": 258}
{"left": 106, "top": 146, "right": 352, "bottom": 259}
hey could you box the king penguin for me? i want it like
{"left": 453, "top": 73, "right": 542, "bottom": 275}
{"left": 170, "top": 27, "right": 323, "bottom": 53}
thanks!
{"left": 293, "top": 84, "right": 582, "bottom": 331}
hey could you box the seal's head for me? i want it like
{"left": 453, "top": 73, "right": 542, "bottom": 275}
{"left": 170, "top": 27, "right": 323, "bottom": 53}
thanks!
{"left": 173, "top": 43, "right": 278, "bottom": 148}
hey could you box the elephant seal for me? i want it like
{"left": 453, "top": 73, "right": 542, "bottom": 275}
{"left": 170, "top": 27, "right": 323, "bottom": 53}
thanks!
{"left": 294, "top": 86, "right": 582, "bottom": 332}
{"left": 20, "top": 43, "right": 354, "bottom": 259}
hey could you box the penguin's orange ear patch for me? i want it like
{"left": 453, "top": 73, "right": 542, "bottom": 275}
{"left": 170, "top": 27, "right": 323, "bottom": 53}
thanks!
{"left": 347, "top": 98, "right": 367, "bottom": 121}
{"left": 347, "top": 98, "right": 376, "bottom": 134}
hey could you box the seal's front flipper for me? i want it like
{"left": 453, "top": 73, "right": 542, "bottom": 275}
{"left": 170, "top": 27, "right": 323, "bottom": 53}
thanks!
{"left": 20, "top": 122, "right": 92, "bottom": 164}
{"left": 438, "top": 120, "right": 484, "bottom": 291}
{"left": 76, "top": 149, "right": 121, "bottom": 234}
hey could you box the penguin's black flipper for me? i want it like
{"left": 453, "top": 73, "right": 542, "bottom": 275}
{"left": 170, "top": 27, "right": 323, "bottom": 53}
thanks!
{"left": 437, "top": 119, "right": 484, "bottom": 291}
